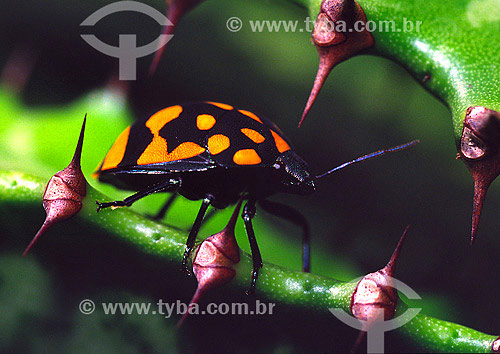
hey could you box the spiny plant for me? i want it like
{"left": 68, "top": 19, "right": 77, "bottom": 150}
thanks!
{"left": 0, "top": 0, "right": 499, "bottom": 352}
{"left": 293, "top": 0, "right": 500, "bottom": 243}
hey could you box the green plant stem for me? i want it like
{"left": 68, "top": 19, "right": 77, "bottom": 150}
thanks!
{"left": 1, "top": 169, "right": 497, "bottom": 353}
{"left": 294, "top": 0, "right": 500, "bottom": 142}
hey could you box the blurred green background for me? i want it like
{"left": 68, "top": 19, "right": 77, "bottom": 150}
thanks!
{"left": 0, "top": 0, "right": 498, "bottom": 352}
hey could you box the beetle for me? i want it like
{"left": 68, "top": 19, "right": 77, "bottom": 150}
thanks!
{"left": 94, "top": 101, "right": 417, "bottom": 294}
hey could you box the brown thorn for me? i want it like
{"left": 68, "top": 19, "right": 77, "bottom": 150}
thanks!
{"left": 23, "top": 117, "right": 87, "bottom": 255}
{"left": 471, "top": 179, "right": 489, "bottom": 245}
{"left": 149, "top": 0, "right": 204, "bottom": 76}
{"left": 177, "top": 286, "right": 205, "bottom": 327}
{"left": 383, "top": 225, "right": 410, "bottom": 276}
{"left": 299, "top": 0, "right": 373, "bottom": 127}
{"left": 149, "top": 18, "right": 177, "bottom": 77}
{"left": 22, "top": 220, "right": 54, "bottom": 257}
{"left": 299, "top": 54, "right": 335, "bottom": 127}
{"left": 71, "top": 114, "right": 87, "bottom": 167}
{"left": 460, "top": 106, "right": 500, "bottom": 243}
{"left": 178, "top": 201, "right": 243, "bottom": 326}
{"left": 226, "top": 199, "right": 243, "bottom": 232}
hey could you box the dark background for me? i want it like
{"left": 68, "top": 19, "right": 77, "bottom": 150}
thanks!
{"left": 0, "top": 0, "right": 498, "bottom": 352}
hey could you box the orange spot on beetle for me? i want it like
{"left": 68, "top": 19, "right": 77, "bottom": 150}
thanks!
{"left": 138, "top": 105, "right": 205, "bottom": 165}
{"left": 207, "top": 102, "right": 233, "bottom": 110}
{"left": 167, "top": 142, "right": 206, "bottom": 162}
{"left": 239, "top": 110, "right": 263, "bottom": 124}
{"left": 241, "top": 128, "right": 265, "bottom": 144}
{"left": 208, "top": 134, "right": 230, "bottom": 155}
{"left": 233, "top": 149, "right": 262, "bottom": 165}
{"left": 101, "top": 126, "right": 131, "bottom": 170}
{"left": 138, "top": 138, "right": 205, "bottom": 165}
{"left": 146, "top": 105, "right": 183, "bottom": 134}
{"left": 137, "top": 135, "right": 169, "bottom": 165}
{"left": 271, "top": 130, "right": 291, "bottom": 153}
{"left": 197, "top": 114, "right": 216, "bottom": 130}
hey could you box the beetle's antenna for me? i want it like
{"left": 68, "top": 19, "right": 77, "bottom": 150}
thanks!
{"left": 315, "top": 140, "right": 419, "bottom": 179}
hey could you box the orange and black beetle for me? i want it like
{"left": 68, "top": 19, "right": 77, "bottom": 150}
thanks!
{"left": 95, "top": 101, "right": 416, "bottom": 293}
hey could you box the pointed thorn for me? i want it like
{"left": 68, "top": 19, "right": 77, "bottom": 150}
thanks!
{"left": 23, "top": 220, "right": 54, "bottom": 256}
{"left": 25, "top": 116, "right": 87, "bottom": 255}
{"left": 226, "top": 199, "right": 243, "bottom": 232}
{"left": 150, "top": 0, "right": 205, "bottom": 77}
{"left": 471, "top": 180, "right": 489, "bottom": 245}
{"left": 71, "top": 114, "right": 87, "bottom": 167}
{"left": 299, "top": 55, "right": 335, "bottom": 127}
{"left": 177, "top": 287, "right": 205, "bottom": 327}
{"left": 384, "top": 225, "right": 410, "bottom": 276}
{"left": 149, "top": 23, "right": 176, "bottom": 77}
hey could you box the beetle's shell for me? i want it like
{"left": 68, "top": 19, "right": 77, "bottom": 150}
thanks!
{"left": 96, "top": 102, "right": 291, "bottom": 174}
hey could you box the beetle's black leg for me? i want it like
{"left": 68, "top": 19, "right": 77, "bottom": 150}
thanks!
{"left": 96, "top": 178, "right": 181, "bottom": 212}
{"left": 151, "top": 193, "right": 178, "bottom": 221}
{"left": 181, "top": 195, "right": 213, "bottom": 275}
{"left": 152, "top": 195, "right": 216, "bottom": 225}
{"left": 258, "top": 199, "right": 311, "bottom": 273}
{"left": 200, "top": 208, "right": 217, "bottom": 225}
{"left": 242, "top": 200, "right": 263, "bottom": 295}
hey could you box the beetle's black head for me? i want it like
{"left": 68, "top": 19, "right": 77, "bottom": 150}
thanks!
{"left": 274, "top": 150, "right": 315, "bottom": 195}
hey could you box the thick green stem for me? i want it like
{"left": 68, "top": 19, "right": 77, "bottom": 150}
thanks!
{"left": 397, "top": 303, "right": 498, "bottom": 353}
{"left": 300, "top": 0, "right": 500, "bottom": 142}
{"left": 1, "top": 170, "right": 497, "bottom": 353}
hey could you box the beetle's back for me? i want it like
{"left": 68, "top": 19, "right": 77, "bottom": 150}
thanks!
{"left": 95, "top": 102, "right": 292, "bottom": 194}
{"left": 96, "top": 102, "right": 291, "bottom": 173}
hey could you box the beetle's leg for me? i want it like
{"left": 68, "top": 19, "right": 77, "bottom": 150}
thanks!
{"left": 96, "top": 178, "right": 181, "bottom": 212}
{"left": 181, "top": 195, "right": 213, "bottom": 275}
{"left": 151, "top": 193, "right": 178, "bottom": 220}
{"left": 242, "top": 200, "right": 263, "bottom": 295}
{"left": 200, "top": 208, "right": 217, "bottom": 225}
{"left": 153, "top": 193, "right": 217, "bottom": 229}
{"left": 258, "top": 199, "right": 311, "bottom": 272}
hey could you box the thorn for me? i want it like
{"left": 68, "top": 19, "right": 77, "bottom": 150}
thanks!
{"left": 471, "top": 179, "right": 489, "bottom": 245}
{"left": 299, "top": 54, "right": 335, "bottom": 127}
{"left": 350, "top": 225, "right": 411, "bottom": 329}
{"left": 298, "top": 0, "right": 374, "bottom": 127}
{"left": 460, "top": 106, "right": 500, "bottom": 244}
{"left": 71, "top": 114, "right": 86, "bottom": 167}
{"left": 149, "top": 0, "right": 204, "bottom": 76}
{"left": 23, "top": 117, "right": 87, "bottom": 255}
{"left": 177, "top": 285, "right": 205, "bottom": 328}
{"left": 23, "top": 220, "right": 53, "bottom": 257}
{"left": 383, "top": 225, "right": 410, "bottom": 276}
{"left": 177, "top": 200, "right": 242, "bottom": 326}
{"left": 149, "top": 19, "right": 176, "bottom": 76}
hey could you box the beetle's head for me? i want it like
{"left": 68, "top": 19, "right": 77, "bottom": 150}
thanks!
{"left": 274, "top": 151, "right": 316, "bottom": 195}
